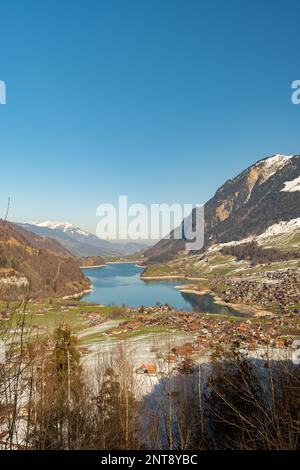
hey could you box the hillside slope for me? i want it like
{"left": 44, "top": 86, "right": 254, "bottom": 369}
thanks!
{"left": 0, "top": 221, "right": 90, "bottom": 300}
{"left": 145, "top": 154, "right": 300, "bottom": 262}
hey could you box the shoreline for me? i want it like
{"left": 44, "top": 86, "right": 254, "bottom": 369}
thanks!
{"left": 81, "top": 261, "right": 143, "bottom": 268}
{"left": 62, "top": 287, "right": 93, "bottom": 300}
{"left": 80, "top": 264, "right": 106, "bottom": 269}
{"left": 140, "top": 274, "right": 206, "bottom": 281}
{"left": 175, "top": 284, "right": 272, "bottom": 317}
{"left": 106, "top": 260, "right": 143, "bottom": 265}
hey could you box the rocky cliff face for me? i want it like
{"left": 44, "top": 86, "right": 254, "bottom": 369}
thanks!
{"left": 145, "top": 155, "right": 300, "bottom": 262}
{"left": 0, "top": 221, "right": 90, "bottom": 300}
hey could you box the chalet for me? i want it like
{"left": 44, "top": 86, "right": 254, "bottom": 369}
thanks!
{"left": 136, "top": 363, "right": 157, "bottom": 375}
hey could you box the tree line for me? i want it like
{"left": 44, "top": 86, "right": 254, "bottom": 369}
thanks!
{"left": 221, "top": 241, "right": 300, "bottom": 265}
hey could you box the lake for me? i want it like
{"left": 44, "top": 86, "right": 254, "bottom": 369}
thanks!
{"left": 82, "top": 263, "right": 246, "bottom": 316}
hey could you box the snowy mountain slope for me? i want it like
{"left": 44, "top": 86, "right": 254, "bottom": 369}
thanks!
{"left": 281, "top": 175, "right": 300, "bottom": 193}
{"left": 144, "top": 154, "right": 300, "bottom": 262}
{"left": 28, "top": 221, "right": 91, "bottom": 236}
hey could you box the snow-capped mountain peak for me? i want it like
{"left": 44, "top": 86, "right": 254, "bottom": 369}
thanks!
{"left": 254, "top": 154, "right": 294, "bottom": 182}
{"left": 262, "top": 153, "right": 293, "bottom": 166}
{"left": 28, "top": 221, "right": 90, "bottom": 236}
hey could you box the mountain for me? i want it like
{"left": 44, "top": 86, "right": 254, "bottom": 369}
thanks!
{"left": 144, "top": 154, "right": 300, "bottom": 262}
{"left": 0, "top": 221, "right": 90, "bottom": 299}
{"left": 19, "top": 221, "right": 149, "bottom": 257}
{"left": 107, "top": 240, "right": 152, "bottom": 256}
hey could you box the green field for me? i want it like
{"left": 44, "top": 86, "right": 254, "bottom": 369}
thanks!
{"left": 0, "top": 300, "right": 128, "bottom": 334}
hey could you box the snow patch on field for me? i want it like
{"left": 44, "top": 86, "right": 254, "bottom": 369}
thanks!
{"left": 281, "top": 175, "right": 300, "bottom": 193}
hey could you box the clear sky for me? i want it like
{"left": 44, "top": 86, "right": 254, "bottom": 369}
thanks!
{"left": 0, "top": 0, "right": 299, "bottom": 234}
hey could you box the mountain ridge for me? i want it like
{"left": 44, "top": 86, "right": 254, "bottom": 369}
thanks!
{"left": 144, "top": 154, "right": 300, "bottom": 262}
{"left": 19, "top": 221, "right": 150, "bottom": 257}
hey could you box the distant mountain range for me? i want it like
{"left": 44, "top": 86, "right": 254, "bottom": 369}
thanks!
{"left": 18, "top": 221, "right": 150, "bottom": 257}
{"left": 145, "top": 154, "right": 300, "bottom": 262}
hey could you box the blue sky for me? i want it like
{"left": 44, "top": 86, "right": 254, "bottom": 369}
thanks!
{"left": 0, "top": 0, "right": 299, "bottom": 234}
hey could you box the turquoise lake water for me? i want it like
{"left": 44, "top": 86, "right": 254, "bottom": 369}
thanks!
{"left": 82, "top": 263, "right": 246, "bottom": 316}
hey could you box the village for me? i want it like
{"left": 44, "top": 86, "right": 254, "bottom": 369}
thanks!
{"left": 104, "top": 305, "right": 300, "bottom": 376}
{"left": 213, "top": 268, "right": 300, "bottom": 313}
{"left": 111, "top": 307, "right": 298, "bottom": 344}
{"left": 77, "top": 267, "right": 300, "bottom": 376}
{"left": 2, "top": 266, "right": 297, "bottom": 380}
{"left": 78, "top": 301, "right": 300, "bottom": 375}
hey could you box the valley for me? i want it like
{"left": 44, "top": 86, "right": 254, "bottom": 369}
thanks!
{"left": 0, "top": 153, "right": 299, "bottom": 451}
{"left": 1, "top": 155, "right": 299, "bottom": 372}
{"left": 2, "top": 255, "right": 297, "bottom": 376}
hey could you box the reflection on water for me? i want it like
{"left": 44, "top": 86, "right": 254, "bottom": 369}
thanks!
{"left": 82, "top": 263, "right": 246, "bottom": 316}
{"left": 181, "top": 292, "right": 248, "bottom": 317}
